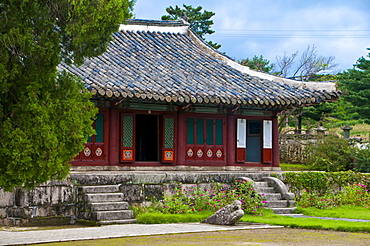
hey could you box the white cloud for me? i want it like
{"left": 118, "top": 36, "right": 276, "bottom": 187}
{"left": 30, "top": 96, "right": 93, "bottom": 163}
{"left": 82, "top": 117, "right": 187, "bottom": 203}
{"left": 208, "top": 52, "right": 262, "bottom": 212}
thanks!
{"left": 133, "top": 0, "right": 369, "bottom": 71}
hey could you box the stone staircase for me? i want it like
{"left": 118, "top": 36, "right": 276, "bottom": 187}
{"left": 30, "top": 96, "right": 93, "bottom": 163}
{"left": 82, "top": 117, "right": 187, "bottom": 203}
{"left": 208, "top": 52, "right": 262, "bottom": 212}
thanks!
{"left": 239, "top": 177, "right": 296, "bottom": 214}
{"left": 77, "top": 185, "right": 136, "bottom": 225}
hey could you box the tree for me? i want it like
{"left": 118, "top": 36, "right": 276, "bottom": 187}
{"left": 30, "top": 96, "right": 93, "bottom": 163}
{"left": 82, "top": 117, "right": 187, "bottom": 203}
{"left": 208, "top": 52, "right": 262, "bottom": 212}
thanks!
{"left": 338, "top": 48, "right": 370, "bottom": 120}
{"left": 0, "top": 0, "right": 134, "bottom": 191}
{"left": 161, "top": 4, "right": 221, "bottom": 49}
{"left": 275, "top": 45, "right": 337, "bottom": 81}
{"left": 240, "top": 55, "right": 274, "bottom": 73}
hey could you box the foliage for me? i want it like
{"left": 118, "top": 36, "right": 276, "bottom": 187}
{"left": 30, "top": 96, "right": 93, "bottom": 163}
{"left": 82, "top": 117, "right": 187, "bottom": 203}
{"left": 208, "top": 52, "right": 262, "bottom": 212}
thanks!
{"left": 306, "top": 135, "right": 354, "bottom": 171}
{"left": 240, "top": 55, "right": 274, "bottom": 73}
{"left": 161, "top": 4, "right": 221, "bottom": 49}
{"left": 297, "top": 183, "right": 370, "bottom": 209}
{"left": 135, "top": 180, "right": 265, "bottom": 216}
{"left": 338, "top": 48, "right": 370, "bottom": 120}
{"left": 0, "top": 0, "right": 134, "bottom": 191}
{"left": 282, "top": 171, "right": 370, "bottom": 199}
{"left": 354, "top": 145, "right": 370, "bottom": 173}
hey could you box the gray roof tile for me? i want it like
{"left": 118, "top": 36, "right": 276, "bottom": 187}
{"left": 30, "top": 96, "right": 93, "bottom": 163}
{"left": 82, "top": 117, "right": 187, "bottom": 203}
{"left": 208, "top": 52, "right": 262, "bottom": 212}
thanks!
{"left": 60, "top": 19, "right": 341, "bottom": 109}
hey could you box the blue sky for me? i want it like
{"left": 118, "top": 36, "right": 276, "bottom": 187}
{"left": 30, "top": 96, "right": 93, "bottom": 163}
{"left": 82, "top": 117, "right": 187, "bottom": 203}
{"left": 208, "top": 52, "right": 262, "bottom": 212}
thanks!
{"left": 132, "top": 0, "right": 369, "bottom": 73}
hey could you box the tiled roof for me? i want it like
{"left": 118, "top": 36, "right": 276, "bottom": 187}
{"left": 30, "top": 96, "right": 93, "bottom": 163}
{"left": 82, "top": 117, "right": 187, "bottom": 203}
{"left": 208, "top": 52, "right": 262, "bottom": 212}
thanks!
{"left": 60, "top": 19, "right": 341, "bottom": 109}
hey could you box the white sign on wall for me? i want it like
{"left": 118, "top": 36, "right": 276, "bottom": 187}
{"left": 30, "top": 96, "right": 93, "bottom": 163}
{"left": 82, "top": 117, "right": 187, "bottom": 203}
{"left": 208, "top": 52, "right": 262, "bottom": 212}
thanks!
{"left": 263, "top": 120, "right": 272, "bottom": 149}
{"left": 237, "top": 118, "right": 246, "bottom": 148}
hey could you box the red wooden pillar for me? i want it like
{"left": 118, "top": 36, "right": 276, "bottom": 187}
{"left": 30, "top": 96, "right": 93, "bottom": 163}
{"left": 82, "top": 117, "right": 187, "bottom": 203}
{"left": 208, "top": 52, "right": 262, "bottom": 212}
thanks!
{"left": 226, "top": 114, "right": 235, "bottom": 166}
{"left": 272, "top": 114, "right": 280, "bottom": 167}
{"left": 177, "top": 112, "right": 185, "bottom": 165}
{"left": 108, "top": 104, "right": 119, "bottom": 165}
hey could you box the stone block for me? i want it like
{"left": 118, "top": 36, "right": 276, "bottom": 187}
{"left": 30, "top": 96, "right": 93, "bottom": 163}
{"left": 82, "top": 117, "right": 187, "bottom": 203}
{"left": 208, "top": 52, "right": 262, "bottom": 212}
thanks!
{"left": 50, "top": 186, "right": 73, "bottom": 204}
{"left": 143, "top": 184, "right": 163, "bottom": 201}
{"left": 119, "top": 184, "right": 143, "bottom": 202}
{"left": 0, "top": 208, "right": 7, "bottom": 218}
{"left": 28, "top": 186, "right": 52, "bottom": 206}
{"left": 15, "top": 189, "right": 30, "bottom": 207}
{"left": 131, "top": 173, "right": 167, "bottom": 184}
{"left": 85, "top": 193, "right": 123, "bottom": 203}
{"left": 0, "top": 189, "right": 14, "bottom": 207}
{"left": 80, "top": 185, "right": 119, "bottom": 194}
{"left": 89, "top": 202, "right": 129, "bottom": 211}
{"left": 93, "top": 210, "right": 133, "bottom": 221}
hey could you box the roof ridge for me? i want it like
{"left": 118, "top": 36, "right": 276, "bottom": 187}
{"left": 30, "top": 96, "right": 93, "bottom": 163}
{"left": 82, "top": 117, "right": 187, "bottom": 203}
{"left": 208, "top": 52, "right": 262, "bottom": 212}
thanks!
{"left": 120, "top": 19, "right": 189, "bottom": 34}
{"left": 126, "top": 19, "right": 189, "bottom": 27}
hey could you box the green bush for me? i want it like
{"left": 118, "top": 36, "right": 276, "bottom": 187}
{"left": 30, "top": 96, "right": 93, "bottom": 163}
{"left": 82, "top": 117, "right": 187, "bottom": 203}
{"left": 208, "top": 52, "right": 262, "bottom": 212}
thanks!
{"left": 297, "top": 183, "right": 370, "bottom": 209}
{"left": 354, "top": 146, "right": 370, "bottom": 173}
{"left": 134, "top": 180, "right": 265, "bottom": 217}
{"left": 282, "top": 171, "right": 370, "bottom": 198}
{"left": 306, "top": 135, "right": 354, "bottom": 171}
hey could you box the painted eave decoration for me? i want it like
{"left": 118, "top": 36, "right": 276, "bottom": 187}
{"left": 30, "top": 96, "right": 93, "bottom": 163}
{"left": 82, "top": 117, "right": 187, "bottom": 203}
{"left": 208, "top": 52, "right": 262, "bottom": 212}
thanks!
{"left": 60, "top": 19, "right": 341, "bottom": 110}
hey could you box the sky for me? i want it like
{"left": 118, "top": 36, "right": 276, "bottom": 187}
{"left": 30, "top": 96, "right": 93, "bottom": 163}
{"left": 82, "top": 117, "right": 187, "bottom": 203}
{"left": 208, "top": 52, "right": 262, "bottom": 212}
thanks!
{"left": 132, "top": 0, "right": 370, "bottom": 74}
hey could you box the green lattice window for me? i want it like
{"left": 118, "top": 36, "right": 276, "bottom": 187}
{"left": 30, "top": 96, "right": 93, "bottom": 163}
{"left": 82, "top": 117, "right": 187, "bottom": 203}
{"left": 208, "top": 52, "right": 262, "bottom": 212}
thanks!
{"left": 215, "top": 119, "right": 223, "bottom": 145}
{"left": 164, "top": 117, "right": 174, "bottom": 148}
{"left": 196, "top": 118, "right": 204, "bottom": 145}
{"left": 122, "top": 115, "right": 134, "bottom": 147}
{"left": 206, "top": 119, "right": 214, "bottom": 145}
{"left": 187, "top": 118, "right": 194, "bottom": 144}
{"left": 95, "top": 113, "right": 104, "bottom": 143}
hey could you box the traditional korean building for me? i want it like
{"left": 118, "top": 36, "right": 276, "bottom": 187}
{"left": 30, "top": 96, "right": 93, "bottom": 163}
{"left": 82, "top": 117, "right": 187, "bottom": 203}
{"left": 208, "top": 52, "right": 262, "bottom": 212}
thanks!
{"left": 60, "top": 19, "right": 340, "bottom": 171}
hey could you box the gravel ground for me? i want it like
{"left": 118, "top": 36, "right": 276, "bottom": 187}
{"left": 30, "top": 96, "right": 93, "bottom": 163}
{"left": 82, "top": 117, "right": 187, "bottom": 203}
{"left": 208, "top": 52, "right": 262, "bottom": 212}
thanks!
{"left": 33, "top": 228, "right": 370, "bottom": 246}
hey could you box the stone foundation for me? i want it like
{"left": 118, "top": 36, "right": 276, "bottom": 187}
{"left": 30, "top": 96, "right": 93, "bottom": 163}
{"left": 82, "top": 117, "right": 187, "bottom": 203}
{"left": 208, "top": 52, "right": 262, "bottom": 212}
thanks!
{"left": 0, "top": 171, "right": 280, "bottom": 226}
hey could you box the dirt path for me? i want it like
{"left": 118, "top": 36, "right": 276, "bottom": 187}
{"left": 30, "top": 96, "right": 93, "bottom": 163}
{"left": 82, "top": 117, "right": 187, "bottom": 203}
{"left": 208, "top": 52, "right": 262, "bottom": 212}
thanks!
{"left": 36, "top": 228, "right": 370, "bottom": 246}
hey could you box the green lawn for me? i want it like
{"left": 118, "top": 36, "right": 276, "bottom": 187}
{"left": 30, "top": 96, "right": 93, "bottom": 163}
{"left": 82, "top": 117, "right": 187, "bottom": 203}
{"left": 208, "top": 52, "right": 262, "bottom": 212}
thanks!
{"left": 240, "top": 208, "right": 370, "bottom": 233}
{"left": 280, "top": 163, "right": 314, "bottom": 171}
{"left": 136, "top": 206, "right": 370, "bottom": 233}
{"left": 296, "top": 205, "right": 370, "bottom": 220}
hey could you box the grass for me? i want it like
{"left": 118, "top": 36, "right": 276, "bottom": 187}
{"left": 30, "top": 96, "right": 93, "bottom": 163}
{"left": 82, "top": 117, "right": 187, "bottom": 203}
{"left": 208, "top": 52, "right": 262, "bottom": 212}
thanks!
{"left": 280, "top": 163, "right": 314, "bottom": 171}
{"left": 135, "top": 206, "right": 370, "bottom": 233}
{"left": 241, "top": 213, "right": 370, "bottom": 233}
{"left": 296, "top": 205, "right": 370, "bottom": 220}
{"left": 135, "top": 211, "right": 213, "bottom": 224}
{"left": 240, "top": 209, "right": 370, "bottom": 233}
{"left": 326, "top": 122, "right": 370, "bottom": 141}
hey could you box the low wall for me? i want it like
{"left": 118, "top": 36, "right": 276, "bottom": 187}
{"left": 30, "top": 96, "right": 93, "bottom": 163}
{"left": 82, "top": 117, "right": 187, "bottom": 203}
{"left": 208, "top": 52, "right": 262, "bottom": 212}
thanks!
{"left": 0, "top": 180, "right": 75, "bottom": 226}
{"left": 0, "top": 171, "right": 276, "bottom": 226}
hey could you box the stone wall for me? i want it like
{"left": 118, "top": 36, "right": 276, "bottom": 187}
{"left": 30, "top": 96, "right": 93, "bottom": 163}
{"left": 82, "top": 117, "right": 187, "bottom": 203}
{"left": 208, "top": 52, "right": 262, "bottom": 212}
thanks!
{"left": 0, "top": 180, "right": 75, "bottom": 226}
{"left": 0, "top": 172, "right": 275, "bottom": 226}
{"left": 279, "top": 136, "right": 317, "bottom": 164}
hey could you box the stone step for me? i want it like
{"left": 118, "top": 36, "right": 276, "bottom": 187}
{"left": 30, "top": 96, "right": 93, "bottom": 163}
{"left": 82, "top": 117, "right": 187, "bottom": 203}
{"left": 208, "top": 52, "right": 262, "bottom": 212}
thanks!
{"left": 98, "top": 219, "right": 137, "bottom": 225}
{"left": 85, "top": 193, "right": 124, "bottom": 203}
{"left": 271, "top": 207, "right": 297, "bottom": 214}
{"left": 89, "top": 202, "right": 129, "bottom": 211}
{"left": 263, "top": 200, "right": 295, "bottom": 208}
{"left": 262, "top": 193, "right": 282, "bottom": 201}
{"left": 256, "top": 187, "right": 276, "bottom": 193}
{"left": 93, "top": 210, "right": 134, "bottom": 221}
{"left": 252, "top": 182, "right": 269, "bottom": 188}
{"left": 80, "top": 185, "right": 120, "bottom": 194}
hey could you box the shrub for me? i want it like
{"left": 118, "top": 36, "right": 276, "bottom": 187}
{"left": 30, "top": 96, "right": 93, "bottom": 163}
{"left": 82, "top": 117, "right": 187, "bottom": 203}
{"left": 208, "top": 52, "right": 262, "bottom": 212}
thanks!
{"left": 354, "top": 146, "right": 370, "bottom": 173}
{"left": 337, "top": 183, "right": 370, "bottom": 207}
{"left": 306, "top": 135, "right": 354, "bottom": 171}
{"left": 297, "top": 183, "right": 370, "bottom": 209}
{"left": 136, "top": 180, "right": 265, "bottom": 216}
{"left": 283, "top": 171, "right": 370, "bottom": 198}
{"left": 297, "top": 189, "right": 334, "bottom": 209}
